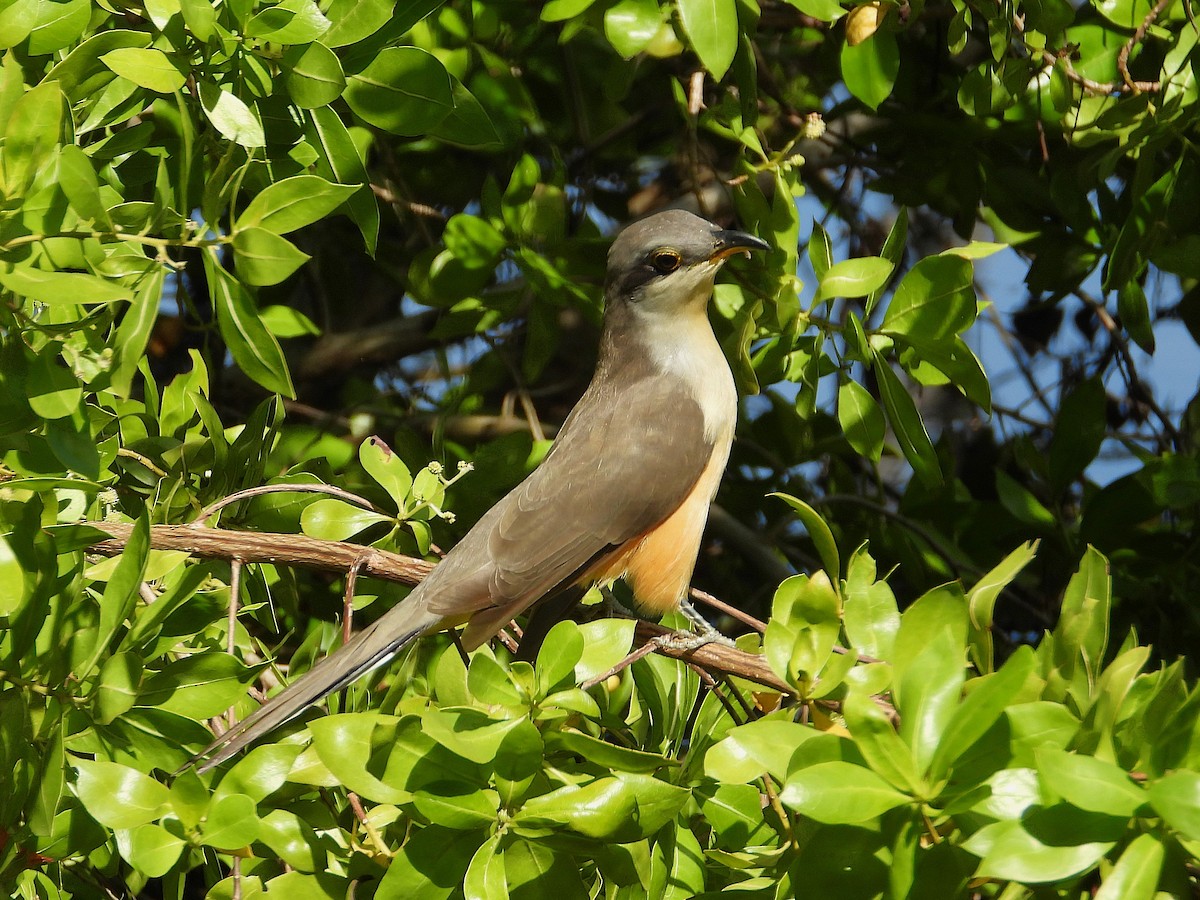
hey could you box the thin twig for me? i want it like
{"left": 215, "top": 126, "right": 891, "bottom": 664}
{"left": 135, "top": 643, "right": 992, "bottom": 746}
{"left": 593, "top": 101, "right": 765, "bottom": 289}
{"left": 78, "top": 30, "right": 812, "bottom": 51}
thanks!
{"left": 1118, "top": 0, "right": 1172, "bottom": 93}
{"left": 193, "top": 483, "right": 389, "bottom": 526}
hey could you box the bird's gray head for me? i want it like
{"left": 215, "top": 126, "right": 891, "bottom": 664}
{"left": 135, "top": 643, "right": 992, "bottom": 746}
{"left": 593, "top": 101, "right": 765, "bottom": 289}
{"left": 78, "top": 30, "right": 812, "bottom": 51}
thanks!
{"left": 605, "top": 209, "right": 769, "bottom": 312}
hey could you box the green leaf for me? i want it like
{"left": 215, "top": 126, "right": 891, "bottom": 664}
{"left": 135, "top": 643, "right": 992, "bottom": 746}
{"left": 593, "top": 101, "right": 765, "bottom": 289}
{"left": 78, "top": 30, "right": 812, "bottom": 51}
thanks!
{"left": 544, "top": 731, "right": 673, "bottom": 774}
{"left": 771, "top": 493, "right": 840, "bottom": 579}
{"left": 111, "top": 267, "right": 165, "bottom": 396}
{"left": 1094, "top": 833, "right": 1164, "bottom": 900}
{"left": 463, "top": 833, "right": 508, "bottom": 900}
{"left": 79, "top": 515, "right": 150, "bottom": 677}
{"left": 763, "top": 572, "right": 841, "bottom": 688}
{"left": 842, "top": 544, "right": 900, "bottom": 660}
{"left": 784, "top": 0, "right": 847, "bottom": 20}
{"left": 1116, "top": 279, "right": 1155, "bottom": 353}
{"left": 573, "top": 618, "right": 636, "bottom": 683}
{"left": 138, "top": 653, "right": 254, "bottom": 720}
{"left": 882, "top": 255, "right": 976, "bottom": 339}
{"left": 237, "top": 175, "right": 358, "bottom": 235}
{"left": 307, "top": 714, "right": 412, "bottom": 804}
{"left": 299, "top": 497, "right": 392, "bottom": 540}
{"left": 840, "top": 29, "right": 899, "bottom": 110}
{"left": 1048, "top": 377, "right": 1107, "bottom": 492}
{"left": 536, "top": 620, "right": 585, "bottom": 693}
{"left": 0, "top": 264, "right": 131, "bottom": 306}
{"left": 413, "top": 787, "right": 499, "bottom": 831}
{"left": 245, "top": 0, "right": 330, "bottom": 43}
{"left": 928, "top": 645, "right": 1034, "bottom": 781}
{"left": 965, "top": 805, "right": 1119, "bottom": 882}
{"left": 121, "top": 822, "right": 185, "bottom": 877}
{"left": 282, "top": 41, "right": 346, "bottom": 108}
{"left": 359, "top": 435, "right": 413, "bottom": 508}
{"left": 258, "top": 809, "right": 326, "bottom": 872}
{"left": 180, "top": 0, "right": 216, "bottom": 40}
{"left": 96, "top": 651, "right": 143, "bottom": 724}
{"left": 304, "top": 106, "right": 378, "bottom": 253}
{"left": 320, "top": 0, "right": 393, "bottom": 45}
{"left": 870, "top": 347, "right": 942, "bottom": 487}
{"left": 100, "top": 48, "right": 185, "bottom": 93}
{"left": 206, "top": 251, "right": 295, "bottom": 397}
{"left": 232, "top": 227, "right": 311, "bottom": 286}
{"left": 813, "top": 257, "right": 894, "bottom": 304}
{"left": 26, "top": 0, "right": 89, "bottom": 54}
{"left": 604, "top": 0, "right": 661, "bottom": 57}
{"left": 72, "top": 759, "right": 171, "bottom": 829}
{"left": 1036, "top": 748, "right": 1146, "bottom": 816}
{"left": 1052, "top": 546, "right": 1111, "bottom": 694}
{"left": 344, "top": 46, "right": 454, "bottom": 135}
{"left": 808, "top": 220, "right": 834, "bottom": 280}
{"left": 676, "top": 0, "right": 739, "bottom": 79}
{"left": 780, "top": 760, "right": 910, "bottom": 823}
{"left": 429, "top": 77, "right": 502, "bottom": 149}
{"left": 27, "top": 349, "right": 81, "bottom": 419}
{"left": 516, "top": 774, "right": 688, "bottom": 840}
{"left": 57, "top": 144, "right": 109, "bottom": 226}
{"left": 1149, "top": 770, "right": 1200, "bottom": 840}
{"left": 838, "top": 380, "right": 885, "bottom": 462}
{"left": 198, "top": 81, "right": 265, "bottom": 148}
{"left": 201, "top": 792, "right": 260, "bottom": 850}
{"left": 842, "top": 692, "right": 923, "bottom": 794}
{"left": 377, "top": 825, "right": 478, "bottom": 898}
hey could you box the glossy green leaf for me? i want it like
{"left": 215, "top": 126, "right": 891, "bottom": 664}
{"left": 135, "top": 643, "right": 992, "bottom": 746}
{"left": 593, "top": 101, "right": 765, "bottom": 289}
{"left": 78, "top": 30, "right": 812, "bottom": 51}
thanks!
{"left": 201, "top": 792, "right": 260, "bottom": 849}
{"left": 0, "top": 265, "right": 131, "bottom": 306}
{"left": 842, "top": 692, "right": 923, "bottom": 794}
{"left": 882, "top": 255, "right": 975, "bottom": 339}
{"left": 5, "top": 79, "right": 63, "bottom": 194}
{"left": 245, "top": 0, "right": 330, "bottom": 43}
{"left": 463, "top": 833, "right": 507, "bottom": 900}
{"left": 232, "top": 227, "right": 310, "bottom": 286}
{"left": 299, "top": 498, "right": 392, "bottom": 540}
{"left": 27, "top": 349, "right": 81, "bottom": 419}
{"left": 198, "top": 81, "right": 265, "bottom": 148}
{"left": 536, "top": 620, "right": 585, "bottom": 693}
{"left": 517, "top": 774, "right": 688, "bottom": 840}
{"left": 100, "top": 48, "right": 185, "bottom": 93}
{"left": 929, "top": 645, "right": 1034, "bottom": 781}
{"left": 96, "top": 651, "right": 143, "bottom": 723}
{"left": 871, "top": 347, "right": 942, "bottom": 487}
{"left": 237, "top": 175, "right": 358, "bottom": 236}
{"left": 26, "top": 0, "right": 88, "bottom": 54}
{"left": 283, "top": 41, "right": 346, "bottom": 108}
{"left": 320, "top": 0, "right": 393, "bottom": 45}
{"left": 573, "top": 618, "right": 637, "bottom": 683}
{"left": 1036, "top": 748, "right": 1145, "bottom": 816}
{"left": 57, "top": 144, "right": 109, "bottom": 226}
{"left": 345, "top": 46, "right": 453, "bottom": 135}
{"left": 965, "top": 805, "right": 1119, "bottom": 882}
{"left": 429, "top": 77, "right": 502, "bottom": 149}
{"left": 138, "top": 653, "right": 254, "bottom": 720}
{"left": 771, "top": 493, "right": 840, "bottom": 579}
{"left": 780, "top": 760, "right": 910, "bottom": 822}
{"left": 814, "top": 257, "right": 894, "bottom": 304}
{"left": 604, "top": 0, "right": 660, "bottom": 57}
{"left": 1094, "top": 833, "right": 1164, "bottom": 900}
{"left": 676, "top": 0, "right": 738, "bottom": 79}
{"left": 121, "top": 822, "right": 185, "bottom": 877}
{"left": 304, "top": 106, "right": 379, "bottom": 253}
{"left": 1148, "top": 770, "right": 1200, "bottom": 839}
{"left": 206, "top": 251, "right": 295, "bottom": 397}
{"left": 842, "top": 544, "right": 900, "bottom": 661}
{"left": 838, "top": 380, "right": 885, "bottom": 461}
{"left": 377, "top": 825, "right": 478, "bottom": 898}
{"left": 72, "top": 759, "right": 171, "bottom": 829}
{"left": 840, "top": 29, "right": 899, "bottom": 109}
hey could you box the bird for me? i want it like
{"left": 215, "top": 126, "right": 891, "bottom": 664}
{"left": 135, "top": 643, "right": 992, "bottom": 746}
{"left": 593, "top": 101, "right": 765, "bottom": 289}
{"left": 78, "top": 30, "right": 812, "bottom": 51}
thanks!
{"left": 191, "top": 209, "right": 770, "bottom": 771}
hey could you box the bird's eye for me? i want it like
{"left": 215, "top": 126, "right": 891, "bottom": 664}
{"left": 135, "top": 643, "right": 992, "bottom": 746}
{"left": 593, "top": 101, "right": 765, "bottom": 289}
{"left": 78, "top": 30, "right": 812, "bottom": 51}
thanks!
{"left": 650, "top": 249, "right": 682, "bottom": 274}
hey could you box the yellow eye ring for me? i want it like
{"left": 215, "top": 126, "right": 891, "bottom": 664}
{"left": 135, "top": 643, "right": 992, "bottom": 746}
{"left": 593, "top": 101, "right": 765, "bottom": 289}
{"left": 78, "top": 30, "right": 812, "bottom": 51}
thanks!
{"left": 651, "top": 249, "right": 682, "bottom": 274}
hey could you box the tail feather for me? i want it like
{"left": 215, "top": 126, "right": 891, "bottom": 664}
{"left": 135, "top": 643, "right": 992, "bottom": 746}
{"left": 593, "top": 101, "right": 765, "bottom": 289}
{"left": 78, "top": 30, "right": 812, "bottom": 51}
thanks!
{"left": 190, "top": 605, "right": 441, "bottom": 772}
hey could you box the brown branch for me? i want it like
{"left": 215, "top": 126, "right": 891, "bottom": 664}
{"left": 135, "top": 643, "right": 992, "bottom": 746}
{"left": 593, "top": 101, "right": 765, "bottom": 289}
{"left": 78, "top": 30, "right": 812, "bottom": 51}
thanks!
{"left": 1118, "top": 0, "right": 1172, "bottom": 94}
{"left": 87, "top": 523, "right": 434, "bottom": 585}
{"left": 85, "top": 523, "right": 793, "bottom": 694}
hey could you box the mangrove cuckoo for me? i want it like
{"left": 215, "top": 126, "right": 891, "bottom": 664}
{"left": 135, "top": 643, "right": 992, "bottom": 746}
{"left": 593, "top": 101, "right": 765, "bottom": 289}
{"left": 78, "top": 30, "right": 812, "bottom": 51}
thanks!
{"left": 193, "top": 209, "right": 769, "bottom": 771}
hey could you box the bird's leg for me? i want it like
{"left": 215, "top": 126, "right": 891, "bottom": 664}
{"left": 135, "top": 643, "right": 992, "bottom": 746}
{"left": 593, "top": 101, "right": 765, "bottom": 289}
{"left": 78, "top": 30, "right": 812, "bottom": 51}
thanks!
{"left": 599, "top": 585, "right": 640, "bottom": 619}
{"left": 654, "top": 596, "right": 737, "bottom": 651}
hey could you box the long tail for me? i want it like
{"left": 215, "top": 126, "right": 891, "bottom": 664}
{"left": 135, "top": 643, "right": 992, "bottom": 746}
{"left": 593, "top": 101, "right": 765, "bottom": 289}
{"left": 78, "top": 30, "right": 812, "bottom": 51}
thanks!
{"left": 189, "top": 602, "right": 443, "bottom": 772}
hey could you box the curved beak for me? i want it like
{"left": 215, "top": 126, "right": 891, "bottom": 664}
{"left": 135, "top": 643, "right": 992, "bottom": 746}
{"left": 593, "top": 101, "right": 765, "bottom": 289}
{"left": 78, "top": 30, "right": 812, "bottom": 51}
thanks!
{"left": 710, "top": 229, "right": 771, "bottom": 262}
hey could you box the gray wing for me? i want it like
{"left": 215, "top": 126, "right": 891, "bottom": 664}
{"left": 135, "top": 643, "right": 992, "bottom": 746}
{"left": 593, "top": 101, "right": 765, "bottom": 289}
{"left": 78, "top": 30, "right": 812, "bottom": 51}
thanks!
{"left": 420, "top": 368, "right": 713, "bottom": 643}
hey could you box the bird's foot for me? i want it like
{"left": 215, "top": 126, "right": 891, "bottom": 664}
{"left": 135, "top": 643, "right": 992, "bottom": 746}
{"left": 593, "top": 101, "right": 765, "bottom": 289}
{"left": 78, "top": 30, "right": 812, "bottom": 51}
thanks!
{"left": 661, "top": 597, "right": 736, "bottom": 650}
